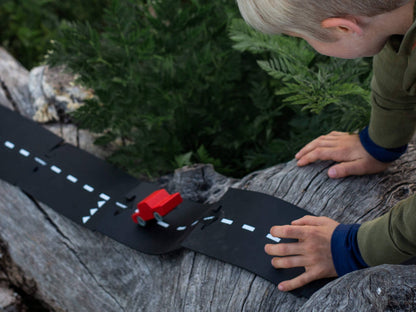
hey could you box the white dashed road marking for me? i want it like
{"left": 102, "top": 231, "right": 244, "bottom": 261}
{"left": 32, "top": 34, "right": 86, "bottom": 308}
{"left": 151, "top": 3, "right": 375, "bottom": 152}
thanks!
{"left": 50, "top": 165, "right": 62, "bottom": 174}
{"left": 6, "top": 138, "right": 288, "bottom": 238}
{"left": 83, "top": 184, "right": 94, "bottom": 192}
{"left": 19, "top": 149, "right": 30, "bottom": 157}
{"left": 221, "top": 218, "right": 233, "bottom": 225}
{"left": 242, "top": 224, "right": 255, "bottom": 232}
{"left": 266, "top": 234, "right": 281, "bottom": 243}
{"left": 157, "top": 220, "right": 170, "bottom": 228}
{"left": 90, "top": 208, "right": 98, "bottom": 215}
{"left": 4, "top": 141, "right": 15, "bottom": 149}
{"left": 100, "top": 193, "right": 110, "bottom": 201}
{"left": 35, "top": 157, "right": 47, "bottom": 166}
{"left": 116, "top": 202, "right": 127, "bottom": 209}
{"left": 66, "top": 175, "right": 78, "bottom": 183}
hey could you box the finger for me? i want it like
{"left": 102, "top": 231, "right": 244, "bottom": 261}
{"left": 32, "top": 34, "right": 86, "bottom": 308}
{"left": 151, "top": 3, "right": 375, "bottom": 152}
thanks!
{"left": 295, "top": 131, "right": 351, "bottom": 159}
{"left": 270, "top": 225, "right": 307, "bottom": 240}
{"left": 328, "top": 159, "right": 389, "bottom": 179}
{"left": 296, "top": 146, "right": 342, "bottom": 166}
{"left": 277, "top": 272, "right": 316, "bottom": 292}
{"left": 291, "top": 215, "right": 328, "bottom": 226}
{"left": 271, "top": 255, "right": 306, "bottom": 269}
{"left": 326, "top": 131, "right": 347, "bottom": 137}
{"left": 295, "top": 135, "right": 339, "bottom": 160}
{"left": 265, "top": 242, "right": 304, "bottom": 257}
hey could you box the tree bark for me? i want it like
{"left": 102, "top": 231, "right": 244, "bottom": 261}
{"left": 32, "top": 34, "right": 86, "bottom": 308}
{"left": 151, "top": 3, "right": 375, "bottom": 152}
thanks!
{"left": 0, "top": 47, "right": 415, "bottom": 311}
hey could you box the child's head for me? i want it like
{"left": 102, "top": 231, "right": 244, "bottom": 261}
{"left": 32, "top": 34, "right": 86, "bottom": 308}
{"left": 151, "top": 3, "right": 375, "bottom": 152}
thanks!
{"left": 236, "top": 0, "right": 409, "bottom": 42}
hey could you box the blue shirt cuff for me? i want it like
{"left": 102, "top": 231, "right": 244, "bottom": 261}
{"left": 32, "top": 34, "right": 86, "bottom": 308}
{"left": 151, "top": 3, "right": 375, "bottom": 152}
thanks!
{"left": 359, "top": 126, "right": 407, "bottom": 163}
{"left": 331, "top": 224, "right": 368, "bottom": 276}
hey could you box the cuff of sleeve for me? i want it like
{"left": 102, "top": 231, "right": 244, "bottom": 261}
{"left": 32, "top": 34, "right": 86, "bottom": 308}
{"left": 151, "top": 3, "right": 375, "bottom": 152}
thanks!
{"left": 331, "top": 224, "right": 368, "bottom": 277}
{"left": 359, "top": 126, "right": 407, "bottom": 163}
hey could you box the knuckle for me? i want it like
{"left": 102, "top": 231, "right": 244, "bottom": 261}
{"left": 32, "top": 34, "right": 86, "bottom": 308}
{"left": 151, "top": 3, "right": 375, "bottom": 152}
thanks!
{"left": 279, "top": 226, "right": 291, "bottom": 237}
{"left": 336, "top": 145, "right": 348, "bottom": 154}
{"left": 304, "top": 242, "right": 316, "bottom": 254}
{"left": 308, "top": 251, "right": 323, "bottom": 263}
{"left": 302, "top": 215, "right": 316, "bottom": 225}
{"left": 297, "top": 274, "right": 309, "bottom": 285}
{"left": 278, "top": 244, "right": 289, "bottom": 254}
{"left": 312, "top": 149, "right": 321, "bottom": 158}
{"left": 279, "top": 257, "right": 294, "bottom": 268}
{"left": 309, "top": 267, "right": 327, "bottom": 280}
{"left": 307, "top": 227, "right": 319, "bottom": 237}
{"left": 266, "top": 244, "right": 279, "bottom": 255}
{"left": 335, "top": 165, "right": 348, "bottom": 177}
{"left": 356, "top": 162, "right": 368, "bottom": 172}
{"left": 314, "top": 148, "right": 326, "bottom": 158}
{"left": 271, "top": 226, "right": 283, "bottom": 237}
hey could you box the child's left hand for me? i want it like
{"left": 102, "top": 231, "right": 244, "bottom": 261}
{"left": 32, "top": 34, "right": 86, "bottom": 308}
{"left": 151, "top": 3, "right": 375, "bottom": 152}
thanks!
{"left": 265, "top": 215, "right": 339, "bottom": 291}
{"left": 295, "top": 131, "right": 390, "bottom": 178}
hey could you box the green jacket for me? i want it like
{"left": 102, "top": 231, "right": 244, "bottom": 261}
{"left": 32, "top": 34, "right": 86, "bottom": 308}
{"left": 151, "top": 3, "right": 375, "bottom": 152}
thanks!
{"left": 358, "top": 195, "right": 416, "bottom": 265}
{"left": 357, "top": 9, "right": 416, "bottom": 265}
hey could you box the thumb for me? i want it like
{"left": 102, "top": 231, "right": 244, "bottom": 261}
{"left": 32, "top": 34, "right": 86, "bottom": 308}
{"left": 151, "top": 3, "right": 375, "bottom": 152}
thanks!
{"left": 327, "top": 160, "right": 366, "bottom": 179}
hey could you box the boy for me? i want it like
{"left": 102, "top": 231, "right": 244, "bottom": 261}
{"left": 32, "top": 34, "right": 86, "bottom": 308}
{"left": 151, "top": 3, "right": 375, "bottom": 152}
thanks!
{"left": 236, "top": 0, "right": 416, "bottom": 291}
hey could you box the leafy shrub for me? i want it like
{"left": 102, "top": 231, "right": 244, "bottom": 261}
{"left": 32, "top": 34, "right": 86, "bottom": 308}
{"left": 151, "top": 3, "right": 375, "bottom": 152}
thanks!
{"left": 229, "top": 19, "right": 372, "bottom": 169}
{"left": 0, "top": 0, "right": 109, "bottom": 68}
{"left": 47, "top": 0, "right": 288, "bottom": 177}
{"left": 47, "top": 0, "right": 373, "bottom": 178}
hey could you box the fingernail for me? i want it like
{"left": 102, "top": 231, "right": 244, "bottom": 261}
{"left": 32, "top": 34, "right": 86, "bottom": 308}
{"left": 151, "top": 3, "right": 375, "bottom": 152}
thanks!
{"left": 278, "top": 284, "right": 285, "bottom": 291}
{"left": 295, "top": 153, "right": 299, "bottom": 159}
{"left": 328, "top": 168, "right": 337, "bottom": 178}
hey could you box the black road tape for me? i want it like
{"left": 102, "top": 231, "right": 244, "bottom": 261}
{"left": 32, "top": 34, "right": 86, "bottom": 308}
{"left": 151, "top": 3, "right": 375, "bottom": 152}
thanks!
{"left": 0, "top": 105, "right": 334, "bottom": 298}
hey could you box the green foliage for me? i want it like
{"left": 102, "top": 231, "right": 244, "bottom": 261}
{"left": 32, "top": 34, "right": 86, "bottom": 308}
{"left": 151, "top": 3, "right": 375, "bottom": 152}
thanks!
{"left": 0, "top": 0, "right": 108, "bottom": 68}
{"left": 48, "top": 0, "right": 285, "bottom": 177}
{"left": 229, "top": 19, "right": 372, "bottom": 168}
{"left": 230, "top": 19, "right": 372, "bottom": 125}
{"left": 45, "top": 1, "right": 373, "bottom": 178}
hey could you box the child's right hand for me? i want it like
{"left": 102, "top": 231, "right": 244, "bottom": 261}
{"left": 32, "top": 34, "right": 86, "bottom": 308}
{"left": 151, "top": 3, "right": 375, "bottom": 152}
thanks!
{"left": 265, "top": 215, "right": 339, "bottom": 291}
{"left": 295, "top": 131, "right": 389, "bottom": 178}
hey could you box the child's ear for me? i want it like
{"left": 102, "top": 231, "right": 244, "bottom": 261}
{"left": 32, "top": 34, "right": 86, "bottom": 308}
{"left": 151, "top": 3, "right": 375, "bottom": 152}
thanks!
{"left": 321, "top": 17, "right": 363, "bottom": 35}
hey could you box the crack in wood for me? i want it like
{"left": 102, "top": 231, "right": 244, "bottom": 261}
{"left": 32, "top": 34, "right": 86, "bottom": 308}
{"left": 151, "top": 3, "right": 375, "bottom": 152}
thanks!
{"left": 21, "top": 191, "right": 126, "bottom": 311}
{"left": 240, "top": 276, "right": 256, "bottom": 311}
{"left": 0, "top": 79, "right": 19, "bottom": 112}
{"left": 60, "top": 240, "right": 126, "bottom": 311}
{"left": 24, "top": 193, "right": 73, "bottom": 244}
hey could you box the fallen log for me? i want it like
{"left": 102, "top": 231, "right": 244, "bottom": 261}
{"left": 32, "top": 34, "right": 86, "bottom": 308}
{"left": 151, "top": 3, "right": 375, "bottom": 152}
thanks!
{"left": 0, "top": 47, "right": 415, "bottom": 311}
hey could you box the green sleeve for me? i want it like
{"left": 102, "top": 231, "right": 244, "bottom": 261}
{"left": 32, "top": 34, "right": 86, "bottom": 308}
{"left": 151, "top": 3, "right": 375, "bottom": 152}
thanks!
{"left": 357, "top": 195, "right": 416, "bottom": 266}
{"left": 369, "top": 39, "right": 416, "bottom": 149}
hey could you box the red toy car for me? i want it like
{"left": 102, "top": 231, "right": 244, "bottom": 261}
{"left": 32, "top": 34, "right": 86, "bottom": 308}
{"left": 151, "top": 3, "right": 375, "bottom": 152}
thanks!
{"left": 131, "top": 189, "right": 183, "bottom": 226}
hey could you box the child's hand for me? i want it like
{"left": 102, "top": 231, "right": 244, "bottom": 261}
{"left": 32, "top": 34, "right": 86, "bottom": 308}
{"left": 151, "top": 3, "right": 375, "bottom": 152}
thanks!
{"left": 295, "top": 131, "right": 389, "bottom": 178}
{"left": 265, "top": 216, "right": 339, "bottom": 291}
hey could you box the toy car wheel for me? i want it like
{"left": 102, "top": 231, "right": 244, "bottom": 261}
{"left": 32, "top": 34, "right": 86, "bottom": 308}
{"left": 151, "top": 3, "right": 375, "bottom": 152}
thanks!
{"left": 153, "top": 212, "right": 163, "bottom": 222}
{"left": 136, "top": 216, "right": 146, "bottom": 227}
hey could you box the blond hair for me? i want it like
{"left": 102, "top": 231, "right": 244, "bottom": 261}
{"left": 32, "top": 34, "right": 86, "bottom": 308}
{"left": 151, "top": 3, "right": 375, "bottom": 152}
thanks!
{"left": 236, "top": 0, "right": 410, "bottom": 41}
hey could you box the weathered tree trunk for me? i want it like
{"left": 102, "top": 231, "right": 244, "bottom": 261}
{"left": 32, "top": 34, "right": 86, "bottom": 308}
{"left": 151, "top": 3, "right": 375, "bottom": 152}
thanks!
{"left": 1, "top": 47, "right": 415, "bottom": 311}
